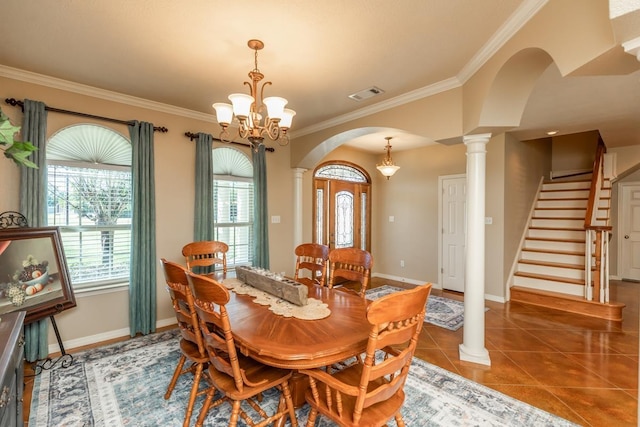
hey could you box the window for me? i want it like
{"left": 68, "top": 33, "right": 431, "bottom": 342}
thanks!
{"left": 213, "top": 148, "right": 254, "bottom": 267}
{"left": 47, "top": 124, "right": 132, "bottom": 289}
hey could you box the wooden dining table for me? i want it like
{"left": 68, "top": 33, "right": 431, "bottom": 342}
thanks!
{"left": 209, "top": 272, "right": 371, "bottom": 408}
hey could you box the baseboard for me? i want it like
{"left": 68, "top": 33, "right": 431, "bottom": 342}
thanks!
{"left": 485, "top": 294, "right": 505, "bottom": 303}
{"left": 48, "top": 317, "right": 177, "bottom": 354}
{"left": 372, "top": 273, "right": 441, "bottom": 289}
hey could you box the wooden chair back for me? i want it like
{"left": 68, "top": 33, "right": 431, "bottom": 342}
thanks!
{"left": 186, "top": 272, "right": 242, "bottom": 388}
{"left": 161, "top": 258, "right": 205, "bottom": 355}
{"left": 182, "top": 240, "right": 229, "bottom": 274}
{"left": 327, "top": 247, "right": 373, "bottom": 296}
{"left": 294, "top": 243, "right": 330, "bottom": 287}
{"left": 160, "top": 258, "right": 208, "bottom": 427}
{"left": 301, "top": 283, "right": 432, "bottom": 426}
{"left": 187, "top": 271, "right": 298, "bottom": 427}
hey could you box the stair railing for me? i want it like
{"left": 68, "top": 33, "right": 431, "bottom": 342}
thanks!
{"left": 584, "top": 136, "right": 611, "bottom": 303}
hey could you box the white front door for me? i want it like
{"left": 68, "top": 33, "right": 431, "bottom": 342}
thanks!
{"left": 620, "top": 183, "right": 640, "bottom": 281}
{"left": 440, "top": 175, "right": 466, "bottom": 292}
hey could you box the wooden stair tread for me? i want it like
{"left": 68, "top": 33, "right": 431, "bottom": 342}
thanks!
{"left": 537, "top": 197, "right": 587, "bottom": 201}
{"left": 525, "top": 237, "right": 583, "bottom": 243}
{"left": 535, "top": 207, "right": 586, "bottom": 210}
{"left": 518, "top": 259, "right": 583, "bottom": 270}
{"left": 529, "top": 226, "right": 584, "bottom": 231}
{"left": 544, "top": 179, "right": 591, "bottom": 184}
{"left": 533, "top": 216, "right": 585, "bottom": 220}
{"left": 521, "top": 247, "right": 583, "bottom": 256}
{"left": 513, "top": 271, "right": 584, "bottom": 285}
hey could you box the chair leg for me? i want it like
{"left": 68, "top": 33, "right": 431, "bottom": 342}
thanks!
{"left": 306, "top": 408, "right": 318, "bottom": 427}
{"left": 183, "top": 362, "right": 204, "bottom": 427}
{"left": 281, "top": 381, "right": 298, "bottom": 427}
{"left": 229, "top": 400, "right": 242, "bottom": 427}
{"left": 395, "top": 413, "right": 405, "bottom": 427}
{"left": 195, "top": 386, "right": 216, "bottom": 427}
{"left": 165, "top": 355, "right": 186, "bottom": 399}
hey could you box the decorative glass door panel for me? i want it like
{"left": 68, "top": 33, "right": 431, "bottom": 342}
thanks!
{"left": 335, "top": 190, "right": 354, "bottom": 248}
{"left": 313, "top": 162, "right": 371, "bottom": 251}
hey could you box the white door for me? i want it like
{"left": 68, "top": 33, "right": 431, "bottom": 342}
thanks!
{"left": 441, "top": 175, "right": 466, "bottom": 292}
{"left": 620, "top": 184, "right": 640, "bottom": 281}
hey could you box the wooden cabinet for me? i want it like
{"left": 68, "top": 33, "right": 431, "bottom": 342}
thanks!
{"left": 0, "top": 311, "right": 25, "bottom": 427}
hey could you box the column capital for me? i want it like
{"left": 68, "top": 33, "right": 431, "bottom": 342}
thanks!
{"left": 463, "top": 133, "right": 492, "bottom": 145}
{"left": 292, "top": 168, "right": 308, "bottom": 178}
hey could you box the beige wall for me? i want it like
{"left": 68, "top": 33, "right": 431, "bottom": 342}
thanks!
{"left": 551, "top": 131, "right": 599, "bottom": 173}
{"left": 0, "top": 76, "right": 296, "bottom": 348}
{"left": 504, "top": 134, "right": 552, "bottom": 286}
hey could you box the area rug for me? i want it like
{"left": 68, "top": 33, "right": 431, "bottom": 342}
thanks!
{"left": 366, "top": 285, "right": 482, "bottom": 331}
{"left": 29, "top": 329, "right": 578, "bottom": 427}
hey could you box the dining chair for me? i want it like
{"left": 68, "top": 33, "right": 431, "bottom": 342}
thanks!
{"left": 186, "top": 271, "right": 298, "bottom": 427}
{"left": 182, "top": 240, "right": 229, "bottom": 274}
{"left": 294, "top": 243, "right": 330, "bottom": 287}
{"left": 327, "top": 248, "right": 373, "bottom": 297}
{"left": 300, "top": 283, "right": 432, "bottom": 427}
{"left": 160, "top": 258, "right": 209, "bottom": 427}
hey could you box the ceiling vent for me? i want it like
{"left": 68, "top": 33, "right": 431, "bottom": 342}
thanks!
{"left": 348, "top": 86, "right": 385, "bottom": 101}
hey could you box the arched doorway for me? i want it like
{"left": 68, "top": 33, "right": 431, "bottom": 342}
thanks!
{"left": 313, "top": 161, "right": 371, "bottom": 251}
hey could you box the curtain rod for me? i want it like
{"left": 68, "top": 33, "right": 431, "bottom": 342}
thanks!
{"left": 5, "top": 98, "right": 168, "bottom": 133}
{"left": 184, "top": 131, "right": 275, "bottom": 152}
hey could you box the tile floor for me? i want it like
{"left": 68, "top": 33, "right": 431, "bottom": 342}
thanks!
{"left": 24, "top": 279, "right": 638, "bottom": 426}
{"left": 371, "top": 278, "right": 638, "bottom": 427}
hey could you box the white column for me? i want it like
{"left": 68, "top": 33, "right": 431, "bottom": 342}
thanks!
{"left": 292, "top": 168, "right": 307, "bottom": 248}
{"left": 459, "top": 133, "right": 491, "bottom": 366}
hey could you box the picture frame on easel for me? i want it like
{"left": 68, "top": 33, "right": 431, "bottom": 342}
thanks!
{"left": 0, "top": 226, "right": 76, "bottom": 324}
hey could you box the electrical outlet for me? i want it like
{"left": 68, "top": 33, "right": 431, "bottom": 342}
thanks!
{"left": 400, "top": 260, "right": 405, "bottom": 268}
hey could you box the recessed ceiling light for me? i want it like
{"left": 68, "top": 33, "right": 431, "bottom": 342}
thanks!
{"left": 546, "top": 130, "right": 558, "bottom": 136}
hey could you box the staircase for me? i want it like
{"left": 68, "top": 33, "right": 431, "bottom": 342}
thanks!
{"left": 510, "top": 177, "right": 624, "bottom": 321}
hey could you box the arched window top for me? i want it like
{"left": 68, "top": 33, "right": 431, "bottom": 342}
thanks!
{"left": 315, "top": 162, "right": 368, "bottom": 183}
{"left": 47, "top": 124, "right": 131, "bottom": 166}
{"left": 213, "top": 147, "right": 253, "bottom": 178}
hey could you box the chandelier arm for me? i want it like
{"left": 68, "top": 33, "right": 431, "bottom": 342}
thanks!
{"left": 260, "top": 81, "right": 272, "bottom": 107}
{"left": 265, "top": 121, "right": 280, "bottom": 141}
{"left": 276, "top": 132, "right": 290, "bottom": 146}
{"left": 238, "top": 122, "right": 250, "bottom": 140}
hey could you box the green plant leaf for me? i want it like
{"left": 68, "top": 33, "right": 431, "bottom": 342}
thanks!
{"left": 0, "top": 117, "right": 21, "bottom": 147}
{"left": 0, "top": 107, "right": 39, "bottom": 168}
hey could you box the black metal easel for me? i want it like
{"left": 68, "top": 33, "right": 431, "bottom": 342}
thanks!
{"left": 0, "top": 211, "right": 73, "bottom": 375}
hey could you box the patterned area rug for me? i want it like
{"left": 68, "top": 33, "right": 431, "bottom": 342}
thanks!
{"left": 29, "top": 329, "right": 578, "bottom": 427}
{"left": 366, "top": 285, "right": 481, "bottom": 331}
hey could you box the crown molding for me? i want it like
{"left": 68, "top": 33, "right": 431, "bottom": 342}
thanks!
{"left": 458, "top": 0, "right": 548, "bottom": 83}
{"left": 0, "top": 64, "right": 215, "bottom": 123}
{"left": 291, "top": 77, "right": 461, "bottom": 138}
{"left": 293, "top": 0, "right": 548, "bottom": 138}
{"left": 2, "top": 0, "right": 549, "bottom": 139}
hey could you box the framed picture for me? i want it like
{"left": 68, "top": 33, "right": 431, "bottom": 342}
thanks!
{"left": 0, "top": 227, "right": 76, "bottom": 324}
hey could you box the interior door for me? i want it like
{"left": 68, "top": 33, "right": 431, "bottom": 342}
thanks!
{"left": 441, "top": 175, "right": 466, "bottom": 292}
{"left": 620, "top": 184, "right": 640, "bottom": 281}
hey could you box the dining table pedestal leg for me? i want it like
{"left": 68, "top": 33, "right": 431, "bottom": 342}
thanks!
{"left": 289, "top": 371, "right": 310, "bottom": 408}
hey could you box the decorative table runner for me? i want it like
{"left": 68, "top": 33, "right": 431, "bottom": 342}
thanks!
{"left": 222, "top": 278, "right": 331, "bottom": 320}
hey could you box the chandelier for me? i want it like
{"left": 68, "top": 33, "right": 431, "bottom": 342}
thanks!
{"left": 213, "top": 39, "right": 296, "bottom": 150}
{"left": 376, "top": 137, "right": 400, "bottom": 179}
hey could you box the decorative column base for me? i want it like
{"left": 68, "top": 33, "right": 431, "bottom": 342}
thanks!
{"left": 459, "top": 343, "right": 491, "bottom": 366}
